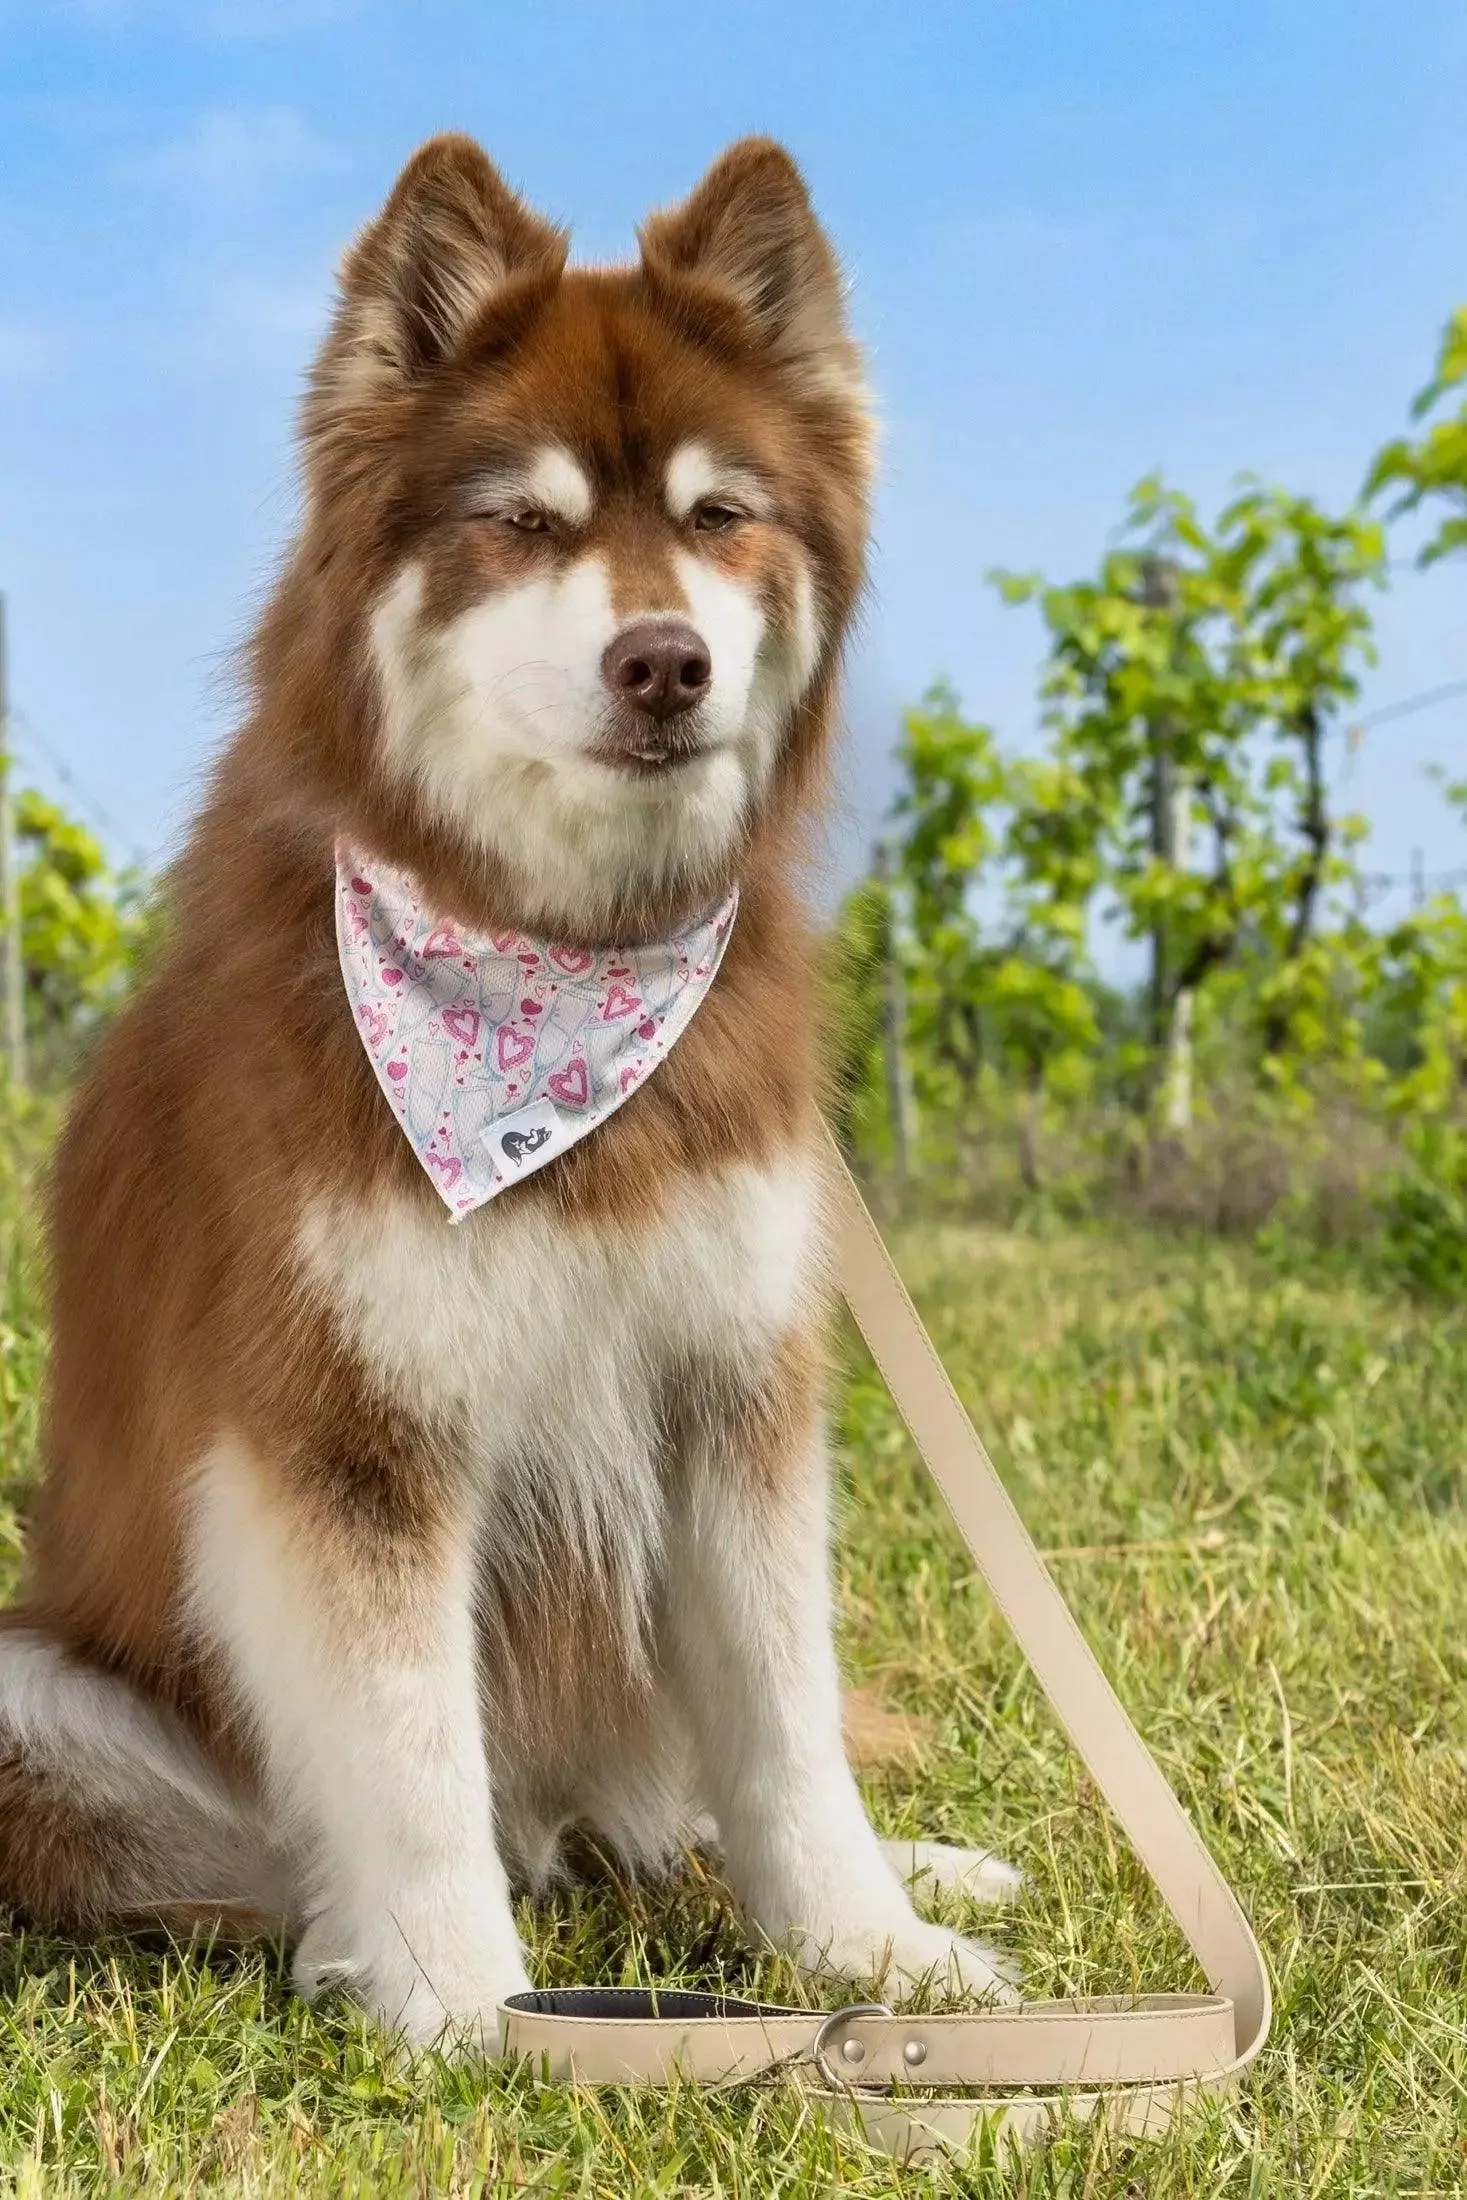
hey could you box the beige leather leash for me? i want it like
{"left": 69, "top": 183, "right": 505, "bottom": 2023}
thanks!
{"left": 501, "top": 1136, "right": 1272, "bottom": 2160}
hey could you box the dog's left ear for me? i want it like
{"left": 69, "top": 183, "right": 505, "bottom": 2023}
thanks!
{"left": 639, "top": 139, "right": 864, "bottom": 405}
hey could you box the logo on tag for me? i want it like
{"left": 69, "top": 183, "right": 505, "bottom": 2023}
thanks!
{"left": 484, "top": 1098, "right": 563, "bottom": 1179}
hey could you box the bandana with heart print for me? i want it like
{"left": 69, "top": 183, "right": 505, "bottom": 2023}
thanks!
{"left": 336, "top": 847, "right": 738, "bottom": 1219}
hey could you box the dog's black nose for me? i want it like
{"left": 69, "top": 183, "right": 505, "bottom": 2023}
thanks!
{"left": 601, "top": 620, "right": 712, "bottom": 720}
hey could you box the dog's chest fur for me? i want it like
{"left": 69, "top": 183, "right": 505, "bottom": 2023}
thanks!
{"left": 296, "top": 1149, "right": 818, "bottom": 1582}
{"left": 292, "top": 1149, "right": 821, "bottom": 1867}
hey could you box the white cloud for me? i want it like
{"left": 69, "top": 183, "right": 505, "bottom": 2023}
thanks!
{"left": 116, "top": 105, "right": 337, "bottom": 209}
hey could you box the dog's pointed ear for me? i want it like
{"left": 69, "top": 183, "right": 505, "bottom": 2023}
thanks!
{"left": 639, "top": 138, "right": 864, "bottom": 405}
{"left": 307, "top": 134, "right": 567, "bottom": 431}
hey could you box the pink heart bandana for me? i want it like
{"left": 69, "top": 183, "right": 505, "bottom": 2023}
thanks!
{"left": 336, "top": 847, "right": 738, "bottom": 1218}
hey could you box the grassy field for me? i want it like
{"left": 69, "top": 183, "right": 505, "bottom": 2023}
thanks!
{"left": 0, "top": 1117, "right": 1463, "bottom": 2195}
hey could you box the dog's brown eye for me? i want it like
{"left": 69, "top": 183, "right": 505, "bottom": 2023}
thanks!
{"left": 692, "top": 502, "right": 741, "bottom": 534}
{"left": 504, "top": 510, "right": 551, "bottom": 534}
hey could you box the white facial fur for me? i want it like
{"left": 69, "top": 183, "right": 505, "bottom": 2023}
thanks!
{"left": 370, "top": 449, "right": 822, "bottom": 932}
{"left": 460, "top": 444, "right": 593, "bottom": 528}
{"left": 525, "top": 446, "right": 592, "bottom": 524}
{"left": 664, "top": 441, "right": 774, "bottom": 524}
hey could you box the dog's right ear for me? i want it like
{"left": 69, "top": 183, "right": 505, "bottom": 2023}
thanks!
{"left": 305, "top": 135, "right": 567, "bottom": 437}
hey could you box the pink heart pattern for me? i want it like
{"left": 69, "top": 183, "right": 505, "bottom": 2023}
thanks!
{"left": 495, "top": 1024, "right": 534, "bottom": 1072}
{"left": 335, "top": 841, "right": 737, "bottom": 1217}
{"left": 442, "top": 1005, "right": 481, "bottom": 1047}
{"left": 547, "top": 1057, "right": 589, "bottom": 1108}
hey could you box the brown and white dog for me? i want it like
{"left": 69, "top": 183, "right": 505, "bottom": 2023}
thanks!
{"left": 0, "top": 135, "right": 1016, "bottom": 2047}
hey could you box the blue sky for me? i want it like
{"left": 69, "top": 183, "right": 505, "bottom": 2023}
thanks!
{"left": 1, "top": 0, "right": 1465, "bottom": 930}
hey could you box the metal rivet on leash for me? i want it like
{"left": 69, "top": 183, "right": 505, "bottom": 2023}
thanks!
{"left": 811, "top": 2001, "right": 893, "bottom": 2090}
{"left": 903, "top": 2038, "right": 928, "bottom": 2067}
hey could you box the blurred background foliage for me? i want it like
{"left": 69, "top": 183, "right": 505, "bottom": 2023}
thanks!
{"left": 828, "top": 306, "right": 1467, "bottom": 1294}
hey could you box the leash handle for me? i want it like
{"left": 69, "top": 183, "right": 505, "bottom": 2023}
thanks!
{"left": 826, "top": 1135, "right": 1270, "bottom": 2065}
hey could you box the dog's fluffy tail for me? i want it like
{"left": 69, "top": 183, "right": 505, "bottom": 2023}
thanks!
{"left": 0, "top": 1615, "right": 288, "bottom": 1937}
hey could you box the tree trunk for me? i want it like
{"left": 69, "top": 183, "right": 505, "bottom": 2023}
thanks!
{"left": 1161, "top": 769, "right": 1194, "bottom": 1135}
{"left": 1140, "top": 557, "right": 1192, "bottom": 1132}
{"left": 1264, "top": 703, "right": 1329, "bottom": 1055}
{"left": 1163, "top": 981, "right": 1195, "bottom": 1136}
{"left": 955, "top": 998, "right": 985, "bottom": 1092}
{"left": 1018, "top": 1059, "right": 1043, "bottom": 1193}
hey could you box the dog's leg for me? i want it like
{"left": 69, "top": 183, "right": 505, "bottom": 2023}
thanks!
{"left": 665, "top": 1392, "right": 1018, "bottom": 2003}
{"left": 190, "top": 1441, "right": 530, "bottom": 2050}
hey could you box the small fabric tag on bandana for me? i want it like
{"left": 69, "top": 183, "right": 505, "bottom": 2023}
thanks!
{"left": 336, "top": 848, "right": 738, "bottom": 1218}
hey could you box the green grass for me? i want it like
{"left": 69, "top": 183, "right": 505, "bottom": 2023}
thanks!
{"left": 0, "top": 1125, "right": 1464, "bottom": 2194}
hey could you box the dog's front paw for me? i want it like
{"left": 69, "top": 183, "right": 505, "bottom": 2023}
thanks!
{"left": 879, "top": 1838, "right": 1024, "bottom": 1907}
{"left": 374, "top": 1968, "right": 531, "bottom": 2055}
{"left": 800, "top": 1913, "right": 1021, "bottom": 2006}
{"left": 889, "top": 1918, "right": 1022, "bottom": 2003}
{"left": 292, "top": 1907, "right": 532, "bottom": 2053}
